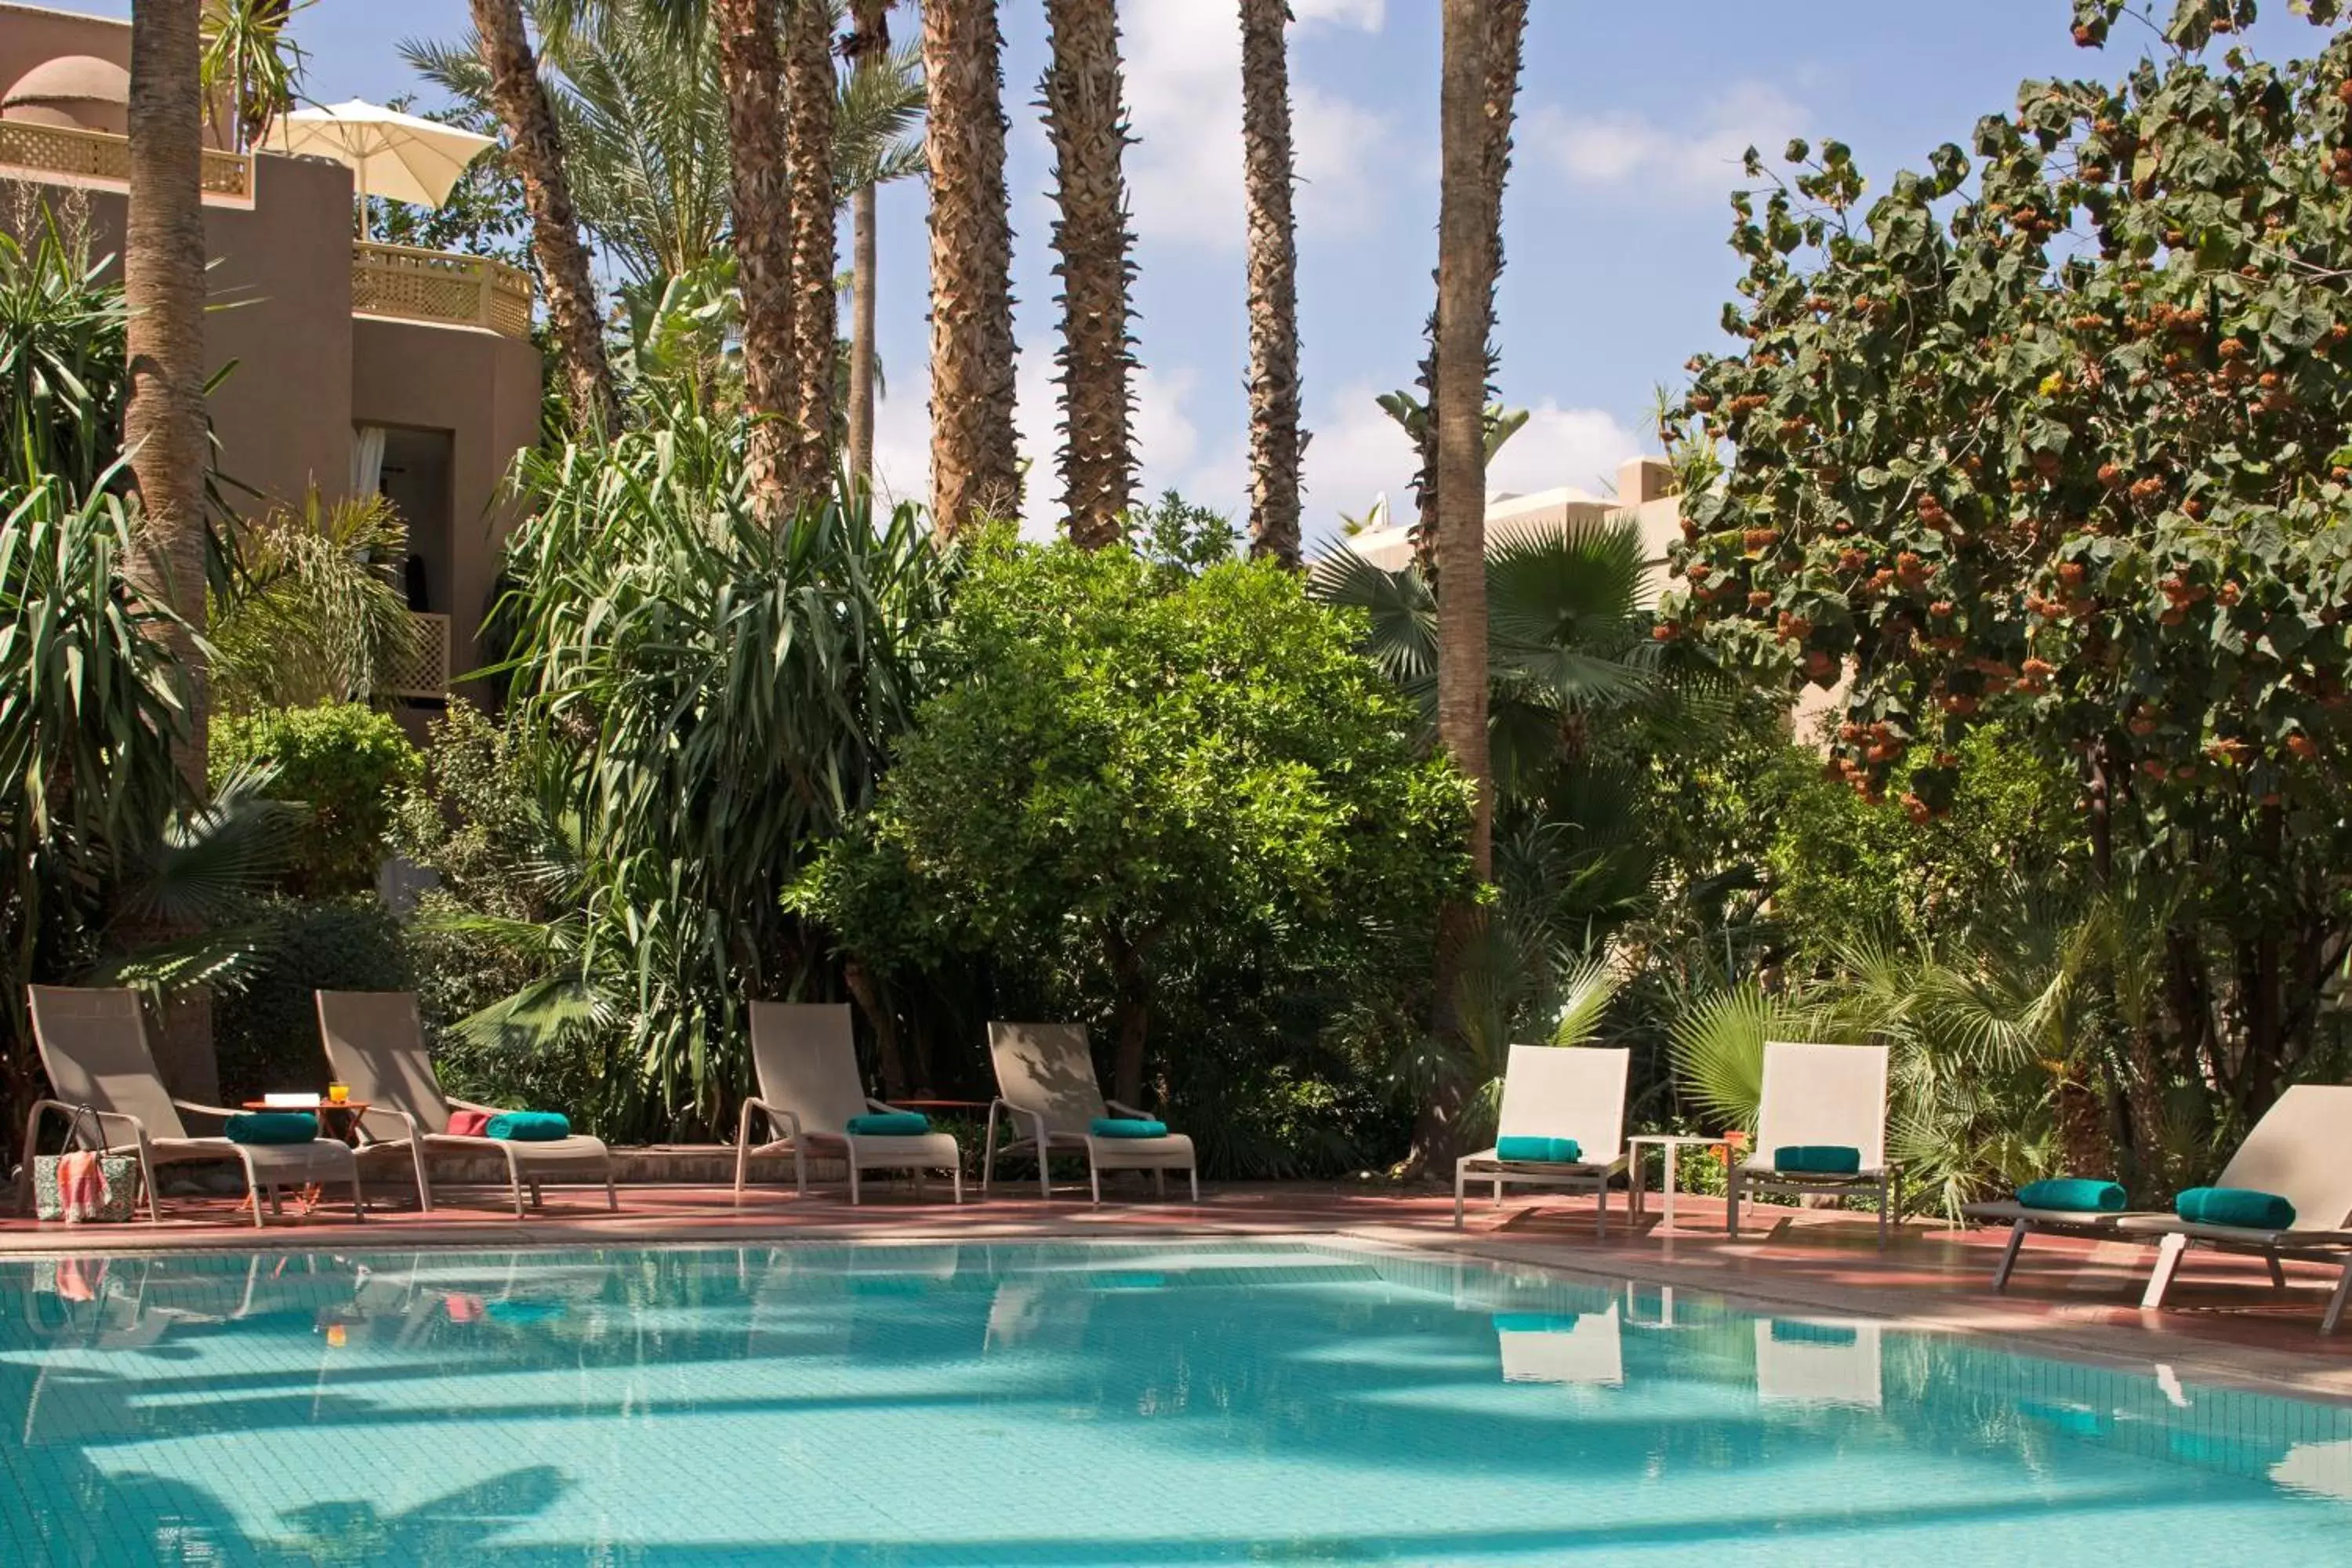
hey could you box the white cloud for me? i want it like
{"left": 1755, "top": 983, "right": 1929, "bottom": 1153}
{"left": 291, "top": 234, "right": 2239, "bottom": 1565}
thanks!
{"left": 1528, "top": 82, "right": 1806, "bottom": 200}
{"left": 1300, "top": 387, "right": 1647, "bottom": 549}
{"left": 1121, "top": 0, "right": 1392, "bottom": 252}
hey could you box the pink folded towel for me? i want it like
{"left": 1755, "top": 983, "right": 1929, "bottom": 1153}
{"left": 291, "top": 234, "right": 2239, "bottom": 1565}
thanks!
{"left": 57, "top": 1150, "right": 105, "bottom": 1225}
{"left": 446, "top": 1109, "right": 494, "bottom": 1137}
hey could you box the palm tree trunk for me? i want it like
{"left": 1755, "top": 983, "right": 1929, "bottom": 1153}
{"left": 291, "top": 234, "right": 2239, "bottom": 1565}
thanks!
{"left": 782, "top": 0, "right": 838, "bottom": 503}
{"left": 844, "top": 0, "right": 891, "bottom": 490}
{"left": 125, "top": 0, "right": 217, "bottom": 1104}
{"left": 1417, "top": 0, "right": 1525, "bottom": 1172}
{"left": 712, "top": 0, "right": 797, "bottom": 528}
{"left": 470, "top": 0, "right": 617, "bottom": 433}
{"left": 922, "top": 0, "right": 1021, "bottom": 539}
{"left": 1240, "top": 0, "right": 1304, "bottom": 568}
{"left": 1041, "top": 0, "right": 1137, "bottom": 548}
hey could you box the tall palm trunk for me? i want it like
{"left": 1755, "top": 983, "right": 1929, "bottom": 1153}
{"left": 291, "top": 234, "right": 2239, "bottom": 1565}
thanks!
{"left": 1240, "top": 0, "right": 1303, "bottom": 568}
{"left": 1040, "top": 0, "right": 1137, "bottom": 548}
{"left": 712, "top": 0, "right": 797, "bottom": 527}
{"left": 470, "top": 0, "right": 617, "bottom": 432}
{"left": 1417, "top": 0, "right": 1525, "bottom": 1171}
{"left": 125, "top": 0, "right": 210, "bottom": 798}
{"left": 923, "top": 0, "right": 1020, "bottom": 539}
{"left": 844, "top": 0, "right": 892, "bottom": 489}
{"left": 124, "top": 0, "right": 216, "bottom": 1102}
{"left": 782, "top": 0, "right": 839, "bottom": 502}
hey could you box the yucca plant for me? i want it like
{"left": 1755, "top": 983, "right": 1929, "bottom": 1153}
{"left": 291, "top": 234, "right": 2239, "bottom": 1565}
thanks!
{"left": 437, "top": 417, "right": 955, "bottom": 1139}
{"left": 209, "top": 490, "right": 421, "bottom": 713}
{"left": 0, "top": 204, "right": 125, "bottom": 501}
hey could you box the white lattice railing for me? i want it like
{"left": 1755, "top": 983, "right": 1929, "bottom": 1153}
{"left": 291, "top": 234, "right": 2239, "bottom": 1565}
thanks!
{"left": 0, "top": 119, "right": 251, "bottom": 198}
{"left": 352, "top": 240, "right": 532, "bottom": 340}
{"left": 381, "top": 612, "right": 451, "bottom": 700}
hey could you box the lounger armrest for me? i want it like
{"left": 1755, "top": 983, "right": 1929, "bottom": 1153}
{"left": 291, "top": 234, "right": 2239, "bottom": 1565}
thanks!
{"left": 356, "top": 1105, "right": 422, "bottom": 1145}
{"left": 739, "top": 1097, "right": 798, "bottom": 1143}
{"left": 1105, "top": 1099, "right": 1155, "bottom": 1121}
{"left": 26, "top": 1098, "right": 147, "bottom": 1149}
{"left": 448, "top": 1097, "right": 512, "bottom": 1116}
{"left": 988, "top": 1097, "right": 1048, "bottom": 1143}
{"left": 866, "top": 1098, "right": 903, "bottom": 1115}
{"left": 172, "top": 1098, "right": 242, "bottom": 1129}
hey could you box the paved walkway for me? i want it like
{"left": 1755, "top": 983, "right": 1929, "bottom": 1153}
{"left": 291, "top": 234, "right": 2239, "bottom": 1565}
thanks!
{"left": 5, "top": 1178, "right": 2347, "bottom": 1399}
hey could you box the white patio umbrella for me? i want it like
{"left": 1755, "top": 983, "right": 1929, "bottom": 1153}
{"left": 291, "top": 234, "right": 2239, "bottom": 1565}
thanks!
{"left": 263, "top": 100, "right": 496, "bottom": 240}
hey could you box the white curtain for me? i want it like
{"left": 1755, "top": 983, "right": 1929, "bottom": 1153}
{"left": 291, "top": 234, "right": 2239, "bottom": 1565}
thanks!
{"left": 350, "top": 424, "right": 388, "bottom": 499}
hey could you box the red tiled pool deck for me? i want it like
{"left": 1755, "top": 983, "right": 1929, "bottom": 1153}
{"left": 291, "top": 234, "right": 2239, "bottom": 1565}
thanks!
{"left": 7, "top": 1176, "right": 2350, "bottom": 1402}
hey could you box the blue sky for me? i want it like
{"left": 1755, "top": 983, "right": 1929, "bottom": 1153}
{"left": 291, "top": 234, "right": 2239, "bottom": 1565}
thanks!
{"left": 79, "top": 1, "right": 2336, "bottom": 543}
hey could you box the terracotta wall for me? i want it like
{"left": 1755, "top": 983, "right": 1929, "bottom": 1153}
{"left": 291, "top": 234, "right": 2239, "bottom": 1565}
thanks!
{"left": 0, "top": 4, "right": 128, "bottom": 93}
{"left": 352, "top": 314, "right": 543, "bottom": 699}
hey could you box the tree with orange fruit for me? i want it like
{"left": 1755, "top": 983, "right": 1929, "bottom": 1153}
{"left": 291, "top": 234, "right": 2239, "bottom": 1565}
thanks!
{"left": 1662, "top": 0, "right": 2352, "bottom": 1138}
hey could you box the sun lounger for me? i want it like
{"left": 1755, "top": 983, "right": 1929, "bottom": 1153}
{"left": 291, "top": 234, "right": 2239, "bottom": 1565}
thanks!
{"left": 2114, "top": 1084, "right": 2352, "bottom": 1334}
{"left": 1453, "top": 1044, "right": 1631, "bottom": 1233}
{"left": 1494, "top": 1303, "right": 1624, "bottom": 1387}
{"left": 1727, "top": 1041, "right": 1902, "bottom": 1248}
{"left": 733, "top": 1002, "right": 962, "bottom": 1205}
{"left": 981, "top": 1022, "right": 1197, "bottom": 1204}
{"left": 19, "top": 986, "right": 364, "bottom": 1227}
{"left": 1958, "top": 1194, "right": 2155, "bottom": 1291}
{"left": 314, "top": 989, "right": 615, "bottom": 1218}
{"left": 1755, "top": 1317, "right": 1883, "bottom": 1409}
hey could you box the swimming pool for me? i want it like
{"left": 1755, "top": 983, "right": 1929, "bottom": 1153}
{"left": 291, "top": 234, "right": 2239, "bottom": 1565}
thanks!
{"left": 1, "top": 1239, "right": 2347, "bottom": 1564}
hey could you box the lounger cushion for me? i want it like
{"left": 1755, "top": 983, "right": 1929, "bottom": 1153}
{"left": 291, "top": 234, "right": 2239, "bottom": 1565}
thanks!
{"left": 487, "top": 1112, "right": 572, "bottom": 1142}
{"left": 847, "top": 1111, "right": 931, "bottom": 1136}
{"left": 1091, "top": 1117, "right": 1169, "bottom": 1138}
{"left": 2175, "top": 1186, "right": 2296, "bottom": 1230}
{"left": 1495, "top": 1136, "right": 1582, "bottom": 1163}
{"left": 2017, "top": 1178, "right": 2126, "bottom": 1213}
{"left": 224, "top": 1112, "right": 320, "bottom": 1145}
{"left": 1774, "top": 1145, "right": 1862, "bottom": 1174}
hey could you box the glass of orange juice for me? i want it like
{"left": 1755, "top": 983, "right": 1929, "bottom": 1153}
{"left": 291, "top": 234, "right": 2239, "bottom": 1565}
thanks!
{"left": 326, "top": 1082, "right": 350, "bottom": 1105}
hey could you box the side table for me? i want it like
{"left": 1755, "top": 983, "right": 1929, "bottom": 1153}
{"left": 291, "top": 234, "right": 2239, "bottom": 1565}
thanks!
{"left": 1625, "top": 1134, "right": 1731, "bottom": 1235}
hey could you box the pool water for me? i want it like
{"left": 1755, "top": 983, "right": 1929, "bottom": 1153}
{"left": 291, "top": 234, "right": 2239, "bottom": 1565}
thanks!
{"left": 2, "top": 1240, "right": 2350, "bottom": 1565}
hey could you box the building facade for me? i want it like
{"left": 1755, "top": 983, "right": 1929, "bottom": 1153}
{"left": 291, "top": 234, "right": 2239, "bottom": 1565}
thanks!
{"left": 0, "top": 2, "right": 543, "bottom": 712}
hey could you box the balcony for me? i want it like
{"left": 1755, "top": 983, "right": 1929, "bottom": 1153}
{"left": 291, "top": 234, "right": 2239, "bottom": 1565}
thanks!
{"left": 381, "top": 612, "right": 451, "bottom": 701}
{"left": 351, "top": 240, "right": 532, "bottom": 341}
{"left": 0, "top": 119, "right": 251, "bottom": 199}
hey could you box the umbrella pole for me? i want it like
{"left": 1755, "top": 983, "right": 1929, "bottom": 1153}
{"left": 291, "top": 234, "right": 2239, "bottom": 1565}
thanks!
{"left": 357, "top": 152, "right": 368, "bottom": 241}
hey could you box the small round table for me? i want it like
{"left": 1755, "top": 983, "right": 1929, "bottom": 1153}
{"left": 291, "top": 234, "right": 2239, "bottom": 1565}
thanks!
{"left": 1625, "top": 1134, "right": 1733, "bottom": 1235}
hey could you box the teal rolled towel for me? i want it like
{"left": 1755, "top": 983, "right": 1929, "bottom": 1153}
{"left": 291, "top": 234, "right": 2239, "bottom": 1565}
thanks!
{"left": 2175, "top": 1186, "right": 2296, "bottom": 1230}
{"left": 1495, "top": 1136, "right": 1582, "bottom": 1163}
{"left": 1090, "top": 1117, "right": 1167, "bottom": 1138}
{"left": 2016, "top": 1178, "right": 2126, "bottom": 1213}
{"left": 1773, "top": 1145, "right": 1862, "bottom": 1174}
{"left": 485, "top": 1111, "right": 571, "bottom": 1142}
{"left": 1491, "top": 1312, "right": 1581, "bottom": 1333}
{"left": 846, "top": 1111, "right": 931, "bottom": 1137}
{"left": 1769, "top": 1319, "right": 1860, "bottom": 1348}
{"left": 224, "top": 1112, "right": 319, "bottom": 1145}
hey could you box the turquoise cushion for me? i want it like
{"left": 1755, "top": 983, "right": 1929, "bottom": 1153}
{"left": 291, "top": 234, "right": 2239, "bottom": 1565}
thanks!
{"left": 846, "top": 1111, "right": 931, "bottom": 1137}
{"left": 224, "top": 1112, "right": 318, "bottom": 1145}
{"left": 2175, "top": 1186, "right": 2296, "bottom": 1230}
{"left": 2016, "top": 1178, "right": 2126, "bottom": 1213}
{"left": 1490, "top": 1312, "right": 1581, "bottom": 1333}
{"left": 1769, "top": 1320, "right": 1860, "bottom": 1348}
{"left": 1495, "top": 1136, "right": 1582, "bottom": 1163}
{"left": 1090, "top": 1117, "right": 1167, "bottom": 1138}
{"left": 485, "top": 1111, "right": 571, "bottom": 1142}
{"left": 1774, "top": 1145, "right": 1863, "bottom": 1174}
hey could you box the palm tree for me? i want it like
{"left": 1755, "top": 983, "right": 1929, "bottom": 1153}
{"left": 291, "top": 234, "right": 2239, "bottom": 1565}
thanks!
{"left": 842, "top": 0, "right": 894, "bottom": 488}
{"left": 468, "top": 0, "right": 619, "bottom": 431}
{"left": 1421, "top": 0, "right": 1526, "bottom": 1167}
{"left": 123, "top": 0, "right": 209, "bottom": 797}
{"left": 710, "top": 0, "right": 795, "bottom": 526}
{"left": 1040, "top": 0, "right": 1138, "bottom": 548}
{"left": 1240, "top": 0, "right": 1303, "bottom": 568}
{"left": 922, "top": 0, "right": 1020, "bottom": 539}
{"left": 782, "top": 0, "right": 838, "bottom": 503}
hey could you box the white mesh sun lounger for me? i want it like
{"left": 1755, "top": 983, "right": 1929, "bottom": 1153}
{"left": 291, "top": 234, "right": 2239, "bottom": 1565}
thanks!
{"left": 314, "top": 990, "right": 615, "bottom": 1218}
{"left": 981, "top": 1022, "right": 1197, "bottom": 1205}
{"left": 1453, "top": 1044, "right": 1631, "bottom": 1233}
{"left": 19, "top": 986, "right": 363, "bottom": 1227}
{"left": 2112, "top": 1084, "right": 2352, "bottom": 1334}
{"left": 734, "top": 1002, "right": 962, "bottom": 1205}
{"left": 1755, "top": 1318, "right": 1884, "bottom": 1409}
{"left": 1727, "top": 1041, "right": 1902, "bottom": 1249}
{"left": 1494, "top": 1302, "right": 1624, "bottom": 1387}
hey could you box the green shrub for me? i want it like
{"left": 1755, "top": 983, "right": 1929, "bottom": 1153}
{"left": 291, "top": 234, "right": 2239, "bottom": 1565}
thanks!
{"left": 214, "top": 897, "right": 411, "bottom": 1105}
{"left": 212, "top": 702, "right": 422, "bottom": 896}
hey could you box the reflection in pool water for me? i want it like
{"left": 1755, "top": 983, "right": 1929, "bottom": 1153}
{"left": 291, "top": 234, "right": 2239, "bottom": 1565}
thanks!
{"left": 1, "top": 1240, "right": 2349, "bottom": 1564}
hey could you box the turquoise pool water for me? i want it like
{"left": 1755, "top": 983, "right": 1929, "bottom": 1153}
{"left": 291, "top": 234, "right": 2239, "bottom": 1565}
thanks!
{"left": 1, "top": 1240, "right": 2349, "bottom": 1564}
